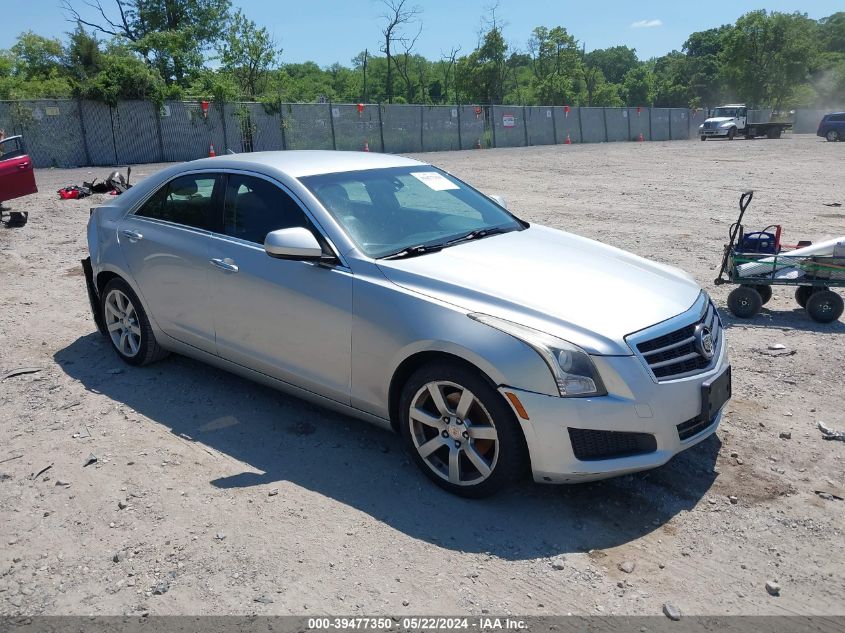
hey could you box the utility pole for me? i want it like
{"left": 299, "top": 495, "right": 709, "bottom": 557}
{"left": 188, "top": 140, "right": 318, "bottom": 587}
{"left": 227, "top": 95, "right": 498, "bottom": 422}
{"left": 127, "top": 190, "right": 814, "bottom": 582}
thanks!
{"left": 363, "top": 49, "right": 369, "bottom": 103}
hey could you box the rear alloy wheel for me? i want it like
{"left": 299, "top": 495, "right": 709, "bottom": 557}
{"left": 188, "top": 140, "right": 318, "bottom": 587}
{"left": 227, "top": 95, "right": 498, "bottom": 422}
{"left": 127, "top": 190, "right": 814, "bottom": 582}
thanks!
{"left": 806, "top": 290, "right": 844, "bottom": 323}
{"left": 400, "top": 363, "right": 526, "bottom": 497}
{"left": 727, "top": 285, "right": 763, "bottom": 318}
{"left": 102, "top": 278, "right": 168, "bottom": 366}
{"left": 826, "top": 130, "right": 840, "bottom": 142}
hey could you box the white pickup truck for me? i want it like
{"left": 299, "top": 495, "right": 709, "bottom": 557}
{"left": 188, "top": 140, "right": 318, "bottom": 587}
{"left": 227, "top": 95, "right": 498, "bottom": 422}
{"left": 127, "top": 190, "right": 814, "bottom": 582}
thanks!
{"left": 699, "top": 104, "right": 791, "bottom": 140}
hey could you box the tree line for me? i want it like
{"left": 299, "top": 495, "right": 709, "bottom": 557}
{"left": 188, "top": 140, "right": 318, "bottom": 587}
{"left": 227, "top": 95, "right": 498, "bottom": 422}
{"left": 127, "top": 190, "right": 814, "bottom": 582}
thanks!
{"left": 1, "top": 0, "right": 843, "bottom": 111}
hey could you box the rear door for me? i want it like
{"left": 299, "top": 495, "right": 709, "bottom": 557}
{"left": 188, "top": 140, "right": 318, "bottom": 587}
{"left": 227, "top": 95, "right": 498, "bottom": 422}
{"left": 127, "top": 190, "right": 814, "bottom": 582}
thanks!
{"left": 0, "top": 137, "right": 38, "bottom": 202}
{"left": 117, "top": 172, "right": 223, "bottom": 354}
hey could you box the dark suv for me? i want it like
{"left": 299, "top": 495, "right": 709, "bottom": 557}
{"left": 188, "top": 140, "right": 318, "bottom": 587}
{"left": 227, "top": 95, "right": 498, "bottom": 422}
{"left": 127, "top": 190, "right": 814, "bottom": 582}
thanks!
{"left": 818, "top": 112, "right": 845, "bottom": 141}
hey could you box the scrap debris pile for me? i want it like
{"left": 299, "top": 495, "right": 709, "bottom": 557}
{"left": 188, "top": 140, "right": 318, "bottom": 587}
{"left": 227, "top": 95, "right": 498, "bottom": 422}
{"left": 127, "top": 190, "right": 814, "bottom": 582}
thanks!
{"left": 57, "top": 168, "right": 132, "bottom": 199}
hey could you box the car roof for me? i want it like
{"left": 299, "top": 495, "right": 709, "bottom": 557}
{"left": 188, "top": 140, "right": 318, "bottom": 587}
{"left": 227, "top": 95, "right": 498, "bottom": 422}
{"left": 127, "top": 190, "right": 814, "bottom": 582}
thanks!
{"left": 824, "top": 112, "right": 845, "bottom": 116}
{"left": 182, "top": 150, "right": 427, "bottom": 178}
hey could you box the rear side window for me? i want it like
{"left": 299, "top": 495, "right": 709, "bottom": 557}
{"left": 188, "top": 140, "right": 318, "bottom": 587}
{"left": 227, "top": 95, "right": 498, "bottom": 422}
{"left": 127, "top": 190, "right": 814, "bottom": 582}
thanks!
{"left": 223, "top": 174, "right": 310, "bottom": 244}
{"left": 832, "top": 114, "right": 845, "bottom": 122}
{"left": 136, "top": 174, "right": 218, "bottom": 230}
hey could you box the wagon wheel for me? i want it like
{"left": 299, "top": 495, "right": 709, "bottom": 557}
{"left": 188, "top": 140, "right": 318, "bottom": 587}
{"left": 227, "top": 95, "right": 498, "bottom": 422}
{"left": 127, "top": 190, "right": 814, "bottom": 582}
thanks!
{"left": 727, "top": 286, "right": 762, "bottom": 318}
{"left": 742, "top": 284, "right": 771, "bottom": 305}
{"left": 795, "top": 286, "right": 827, "bottom": 309}
{"left": 806, "top": 291, "right": 844, "bottom": 324}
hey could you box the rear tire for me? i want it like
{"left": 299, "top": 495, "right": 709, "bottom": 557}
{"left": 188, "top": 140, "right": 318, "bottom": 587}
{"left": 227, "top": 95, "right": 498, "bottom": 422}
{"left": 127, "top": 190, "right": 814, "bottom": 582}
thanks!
{"left": 826, "top": 130, "right": 839, "bottom": 142}
{"left": 727, "top": 286, "right": 762, "bottom": 318}
{"left": 101, "top": 278, "right": 169, "bottom": 366}
{"left": 399, "top": 361, "right": 527, "bottom": 498}
{"left": 806, "top": 290, "right": 844, "bottom": 323}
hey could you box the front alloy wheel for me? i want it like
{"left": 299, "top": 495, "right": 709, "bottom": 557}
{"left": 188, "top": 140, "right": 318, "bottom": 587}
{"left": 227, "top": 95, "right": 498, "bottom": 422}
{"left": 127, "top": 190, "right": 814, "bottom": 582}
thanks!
{"left": 409, "top": 381, "right": 500, "bottom": 487}
{"left": 400, "top": 363, "right": 526, "bottom": 497}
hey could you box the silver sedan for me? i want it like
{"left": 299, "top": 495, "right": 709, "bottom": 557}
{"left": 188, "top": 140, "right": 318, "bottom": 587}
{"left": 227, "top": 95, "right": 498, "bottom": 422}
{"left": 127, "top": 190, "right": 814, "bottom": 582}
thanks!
{"left": 83, "top": 150, "right": 730, "bottom": 497}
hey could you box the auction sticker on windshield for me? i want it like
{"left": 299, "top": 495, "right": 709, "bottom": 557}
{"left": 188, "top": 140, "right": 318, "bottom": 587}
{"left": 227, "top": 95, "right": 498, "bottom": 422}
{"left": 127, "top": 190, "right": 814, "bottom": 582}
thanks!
{"left": 411, "top": 171, "right": 459, "bottom": 191}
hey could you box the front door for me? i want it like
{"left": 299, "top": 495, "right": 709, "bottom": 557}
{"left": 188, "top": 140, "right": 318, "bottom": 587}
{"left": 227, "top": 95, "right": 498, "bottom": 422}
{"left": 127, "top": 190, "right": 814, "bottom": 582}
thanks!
{"left": 0, "top": 137, "right": 38, "bottom": 202}
{"left": 207, "top": 173, "right": 353, "bottom": 404}
{"left": 118, "top": 172, "right": 222, "bottom": 354}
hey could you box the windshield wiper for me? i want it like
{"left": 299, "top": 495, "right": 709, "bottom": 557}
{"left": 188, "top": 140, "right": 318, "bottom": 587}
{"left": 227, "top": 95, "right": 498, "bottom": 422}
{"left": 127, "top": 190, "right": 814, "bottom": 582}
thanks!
{"left": 381, "top": 227, "right": 511, "bottom": 260}
{"left": 445, "top": 226, "right": 508, "bottom": 247}
{"left": 381, "top": 243, "right": 444, "bottom": 260}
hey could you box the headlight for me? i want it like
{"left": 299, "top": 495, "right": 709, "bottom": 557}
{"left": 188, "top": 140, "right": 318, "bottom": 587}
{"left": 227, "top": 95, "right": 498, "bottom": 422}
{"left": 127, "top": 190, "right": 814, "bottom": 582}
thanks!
{"left": 468, "top": 313, "right": 606, "bottom": 397}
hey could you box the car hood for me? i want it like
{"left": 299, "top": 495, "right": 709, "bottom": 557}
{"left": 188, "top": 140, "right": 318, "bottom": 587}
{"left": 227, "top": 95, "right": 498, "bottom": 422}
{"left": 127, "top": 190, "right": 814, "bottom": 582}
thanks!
{"left": 705, "top": 117, "right": 735, "bottom": 125}
{"left": 376, "top": 225, "right": 702, "bottom": 355}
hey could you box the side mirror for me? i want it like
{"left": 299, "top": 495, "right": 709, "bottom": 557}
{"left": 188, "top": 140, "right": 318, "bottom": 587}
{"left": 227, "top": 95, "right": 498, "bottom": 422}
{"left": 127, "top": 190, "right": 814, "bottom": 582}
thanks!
{"left": 264, "top": 227, "right": 324, "bottom": 261}
{"left": 488, "top": 194, "right": 508, "bottom": 209}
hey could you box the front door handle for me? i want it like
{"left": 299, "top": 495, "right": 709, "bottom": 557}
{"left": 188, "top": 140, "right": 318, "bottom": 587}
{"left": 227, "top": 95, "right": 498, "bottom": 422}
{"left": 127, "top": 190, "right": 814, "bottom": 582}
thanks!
{"left": 121, "top": 229, "right": 143, "bottom": 241}
{"left": 210, "top": 258, "right": 239, "bottom": 273}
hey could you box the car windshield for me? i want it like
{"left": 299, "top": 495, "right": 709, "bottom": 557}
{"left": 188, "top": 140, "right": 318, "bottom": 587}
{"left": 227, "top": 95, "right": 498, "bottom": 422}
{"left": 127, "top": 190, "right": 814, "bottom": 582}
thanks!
{"left": 713, "top": 108, "right": 740, "bottom": 118}
{"left": 301, "top": 166, "right": 523, "bottom": 258}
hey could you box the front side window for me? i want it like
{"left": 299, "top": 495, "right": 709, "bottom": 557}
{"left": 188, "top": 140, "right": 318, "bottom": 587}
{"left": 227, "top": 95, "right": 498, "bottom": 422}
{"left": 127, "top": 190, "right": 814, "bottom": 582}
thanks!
{"left": 0, "top": 137, "right": 25, "bottom": 161}
{"left": 223, "top": 174, "right": 311, "bottom": 244}
{"left": 136, "top": 173, "right": 218, "bottom": 230}
{"left": 302, "top": 166, "right": 522, "bottom": 258}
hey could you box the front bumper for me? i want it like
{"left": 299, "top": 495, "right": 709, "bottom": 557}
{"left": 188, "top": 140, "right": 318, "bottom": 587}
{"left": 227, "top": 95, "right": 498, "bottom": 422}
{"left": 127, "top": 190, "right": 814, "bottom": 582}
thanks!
{"left": 701, "top": 128, "right": 729, "bottom": 137}
{"left": 502, "top": 341, "right": 729, "bottom": 483}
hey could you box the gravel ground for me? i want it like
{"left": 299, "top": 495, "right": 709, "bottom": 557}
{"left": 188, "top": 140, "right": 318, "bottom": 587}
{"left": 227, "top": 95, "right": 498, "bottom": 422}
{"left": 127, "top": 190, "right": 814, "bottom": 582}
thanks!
{"left": 1, "top": 134, "right": 844, "bottom": 617}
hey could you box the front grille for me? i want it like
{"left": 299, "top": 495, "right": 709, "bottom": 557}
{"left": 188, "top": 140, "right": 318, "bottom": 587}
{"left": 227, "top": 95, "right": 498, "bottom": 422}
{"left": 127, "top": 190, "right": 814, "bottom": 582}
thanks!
{"left": 633, "top": 300, "right": 721, "bottom": 381}
{"left": 568, "top": 428, "right": 657, "bottom": 461}
{"left": 677, "top": 413, "right": 718, "bottom": 441}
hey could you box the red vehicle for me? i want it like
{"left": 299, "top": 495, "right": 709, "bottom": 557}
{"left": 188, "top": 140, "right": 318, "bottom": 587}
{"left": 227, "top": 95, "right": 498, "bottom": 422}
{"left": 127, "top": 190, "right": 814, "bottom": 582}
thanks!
{"left": 0, "top": 135, "right": 38, "bottom": 226}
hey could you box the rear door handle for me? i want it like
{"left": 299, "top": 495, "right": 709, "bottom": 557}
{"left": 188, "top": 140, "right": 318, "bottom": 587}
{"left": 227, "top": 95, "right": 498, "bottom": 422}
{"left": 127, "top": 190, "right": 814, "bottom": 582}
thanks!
{"left": 121, "top": 230, "right": 143, "bottom": 241}
{"left": 210, "top": 258, "right": 239, "bottom": 273}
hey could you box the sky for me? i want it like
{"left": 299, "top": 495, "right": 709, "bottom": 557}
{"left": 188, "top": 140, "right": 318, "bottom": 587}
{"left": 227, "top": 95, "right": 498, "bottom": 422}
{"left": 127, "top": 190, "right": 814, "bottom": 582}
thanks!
{"left": 3, "top": 1, "right": 843, "bottom": 65}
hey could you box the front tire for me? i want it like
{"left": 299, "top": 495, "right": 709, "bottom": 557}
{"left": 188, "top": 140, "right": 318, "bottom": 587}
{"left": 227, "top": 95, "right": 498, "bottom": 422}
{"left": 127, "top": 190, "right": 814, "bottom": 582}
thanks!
{"left": 101, "top": 278, "right": 169, "bottom": 366}
{"left": 728, "top": 127, "right": 737, "bottom": 140}
{"left": 700, "top": 135, "right": 707, "bottom": 141}
{"left": 399, "top": 362, "right": 527, "bottom": 498}
{"left": 826, "top": 130, "right": 839, "bottom": 142}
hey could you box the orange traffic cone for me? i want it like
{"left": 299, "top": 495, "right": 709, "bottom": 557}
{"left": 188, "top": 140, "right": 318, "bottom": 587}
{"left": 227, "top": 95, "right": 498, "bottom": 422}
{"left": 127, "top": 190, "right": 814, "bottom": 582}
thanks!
{"left": 637, "top": 132, "right": 644, "bottom": 142}
{"left": 363, "top": 140, "right": 369, "bottom": 152}
{"left": 564, "top": 133, "right": 572, "bottom": 145}
{"left": 208, "top": 144, "right": 216, "bottom": 157}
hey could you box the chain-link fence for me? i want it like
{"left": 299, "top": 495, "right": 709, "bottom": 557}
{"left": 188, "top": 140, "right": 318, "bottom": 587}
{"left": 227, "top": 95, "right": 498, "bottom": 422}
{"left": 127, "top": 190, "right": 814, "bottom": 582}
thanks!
{"left": 0, "top": 99, "right": 829, "bottom": 169}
